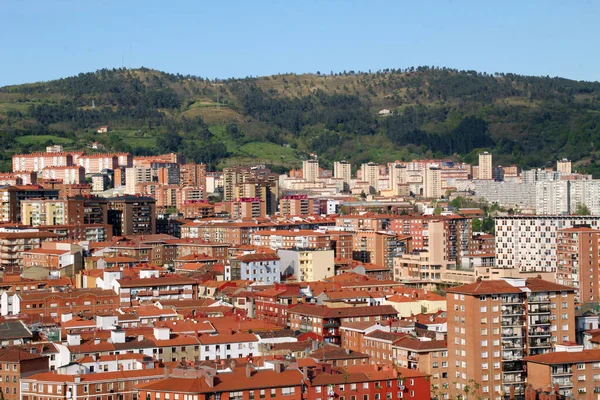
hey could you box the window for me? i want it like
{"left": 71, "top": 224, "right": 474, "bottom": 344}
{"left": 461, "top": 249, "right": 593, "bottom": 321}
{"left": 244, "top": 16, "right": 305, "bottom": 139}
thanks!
{"left": 271, "top": 389, "right": 276, "bottom": 398}
{"left": 96, "top": 384, "right": 102, "bottom": 392}
{"left": 481, "top": 352, "right": 488, "bottom": 358}
{"left": 229, "top": 392, "right": 243, "bottom": 400}
{"left": 282, "top": 387, "right": 295, "bottom": 396}
{"left": 577, "top": 363, "right": 585, "bottom": 370}
{"left": 481, "top": 329, "right": 488, "bottom": 335}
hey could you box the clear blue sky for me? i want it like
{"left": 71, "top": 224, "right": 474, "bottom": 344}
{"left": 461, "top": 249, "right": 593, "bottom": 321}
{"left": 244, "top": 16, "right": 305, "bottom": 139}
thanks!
{"left": 1, "top": 0, "right": 598, "bottom": 87}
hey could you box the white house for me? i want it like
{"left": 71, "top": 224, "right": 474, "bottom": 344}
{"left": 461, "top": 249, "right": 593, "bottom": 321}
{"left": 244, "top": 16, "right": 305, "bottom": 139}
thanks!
{"left": 226, "top": 253, "right": 281, "bottom": 283}
{"left": 198, "top": 332, "right": 259, "bottom": 361}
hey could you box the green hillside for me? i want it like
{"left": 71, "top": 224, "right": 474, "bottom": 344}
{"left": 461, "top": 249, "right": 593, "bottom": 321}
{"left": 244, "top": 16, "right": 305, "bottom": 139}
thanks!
{"left": 2, "top": 67, "right": 600, "bottom": 175}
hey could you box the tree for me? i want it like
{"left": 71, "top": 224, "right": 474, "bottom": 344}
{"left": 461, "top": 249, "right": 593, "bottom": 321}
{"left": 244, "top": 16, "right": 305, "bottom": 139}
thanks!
{"left": 157, "top": 129, "right": 182, "bottom": 152}
{"left": 472, "top": 218, "right": 482, "bottom": 232}
{"left": 575, "top": 203, "right": 591, "bottom": 215}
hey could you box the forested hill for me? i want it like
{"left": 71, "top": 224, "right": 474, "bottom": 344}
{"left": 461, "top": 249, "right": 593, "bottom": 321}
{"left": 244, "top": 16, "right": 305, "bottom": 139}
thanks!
{"left": 2, "top": 66, "right": 600, "bottom": 175}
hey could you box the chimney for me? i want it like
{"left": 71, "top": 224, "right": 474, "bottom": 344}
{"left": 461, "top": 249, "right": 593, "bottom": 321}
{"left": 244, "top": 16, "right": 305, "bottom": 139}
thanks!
{"left": 246, "top": 363, "right": 252, "bottom": 378}
{"left": 66, "top": 333, "right": 81, "bottom": 346}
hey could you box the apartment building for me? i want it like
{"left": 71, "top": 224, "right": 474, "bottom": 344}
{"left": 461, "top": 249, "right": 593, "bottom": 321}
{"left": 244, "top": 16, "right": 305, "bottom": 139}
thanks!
{"left": 12, "top": 152, "right": 73, "bottom": 173}
{"left": 447, "top": 277, "right": 576, "bottom": 400}
{"left": 107, "top": 195, "right": 156, "bottom": 236}
{"left": 479, "top": 152, "right": 493, "bottom": 180}
{"left": 217, "top": 198, "right": 266, "bottom": 219}
{"left": 333, "top": 160, "right": 352, "bottom": 188}
{"left": 288, "top": 304, "right": 398, "bottom": 344}
{"left": 180, "top": 162, "right": 207, "bottom": 192}
{"left": 352, "top": 231, "right": 402, "bottom": 269}
{"left": 0, "top": 230, "right": 60, "bottom": 269}
{"left": 536, "top": 180, "right": 600, "bottom": 215}
{"left": 278, "top": 248, "right": 335, "bottom": 281}
{"left": 1, "top": 288, "right": 119, "bottom": 317}
{"left": 77, "top": 154, "right": 119, "bottom": 174}
{"left": 303, "top": 159, "right": 319, "bottom": 182}
{"left": 360, "top": 162, "right": 379, "bottom": 193}
{"left": 0, "top": 186, "right": 59, "bottom": 223}
{"left": 557, "top": 158, "right": 572, "bottom": 175}
{"left": 525, "top": 349, "right": 600, "bottom": 398}
{"left": 40, "top": 166, "right": 86, "bottom": 185}
{"left": 556, "top": 226, "right": 600, "bottom": 303}
{"left": 114, "top": 276, "right": 197, "bottom": 305}
{"left": 423, "top": 164, "right": 442, "bottom": 199}
{"left": 389, "top": 163, "right": 409, "bottom": 196}
{"left": 0, "top": 350, "right": 49, "bottom": 400}
{"left": 20, "top": 368, "right": 166, "bottom": 400}
{"left": 392, "top": 337, "right": 449, "bottom": 395}
{"left": 278, "top": 194, "right": 315, "bottom": 216}
{"left": 495, "top": 215, "right": 600, "bottom": 272}
{"left": 253, "top": 284, "right": 304, "bottom": 327}
{"left": 125, "top": 166, "right": 153, "bottom": 195}
{"left": 197, "top": 333, "right": 259, "bottom": 360}
{"left": 227, "top": 253, "right": 281, "bottom": 283}
{"left": 474, "top": 180, "right": 537, "bottom": 210}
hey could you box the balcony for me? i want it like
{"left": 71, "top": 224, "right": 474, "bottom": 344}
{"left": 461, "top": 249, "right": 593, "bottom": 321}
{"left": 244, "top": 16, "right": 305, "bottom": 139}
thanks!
{"left": 551, "top": 378, "right": 573, "bottom": 388}
{"left": 502, "top": 373, "right": 525, "bottom": 384}
{"left": 503, "top": 361, "right": 523, "bottom": 373}
{"left": 551, "top": 367, "right": 573, "bottom": 376}
{"left": 502, "top": 328, "right": 523, "bottom": 338}
{"left": 502, "top": 351, "right": 523, "bottom": 361}
{"left": 528, "top": 327, "right": 551, "bottom": 337}
{"left": 501, "top": 305, "right": 524, "bottom": 316}
{"left": 502, "top": 339, "right": 523, "bottom": 349}
{"left": 529, "top": 317, "right": 551, "bottom": 325}
{"left": 529, "top": 295, "right": 550, "bottom": 303}
{"left": 501, "top": 296, "right": 523, "bottom": 304}
{"left": 501, "top": 317, "right": 523, "bottom": 327}
{"left": 529, "top": 338, "right": 552, "bottom": 348}
{"left": 528, "top": 305, "right": 551, "bottom": 314}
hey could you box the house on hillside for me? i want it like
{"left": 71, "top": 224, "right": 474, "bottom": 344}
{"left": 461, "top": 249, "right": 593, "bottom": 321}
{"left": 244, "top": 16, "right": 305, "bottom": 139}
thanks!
{"left": 96, "top": 125, "right": 110, "bottom": 134}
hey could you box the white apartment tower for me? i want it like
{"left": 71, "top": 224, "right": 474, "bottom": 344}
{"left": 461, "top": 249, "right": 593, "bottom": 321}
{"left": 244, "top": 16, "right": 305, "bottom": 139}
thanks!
{"left": 423, "top": 164, "right": 442, "bottom": 199}
{"left": 333, "top": 161, "right": 352, "bottom": 185}
{"left": 125, "top": 166, "right": 152, "bottom": 195}
{"left": 557, "top": 158, "right": 572, "bottom": 175}
{"left": 495, "top": 215, "right": 600, "bottom": 272}
{"left": 302, "top": 159, "right": 319, "bottom": 182}
{"left": 360, "top": 162, "right": 379, "bottom": 192}
{"left": 389, "top": 163, "right": 408, "bottom": 196}
{"left": 478, "top": 151, "right": 493, "bottom": 180}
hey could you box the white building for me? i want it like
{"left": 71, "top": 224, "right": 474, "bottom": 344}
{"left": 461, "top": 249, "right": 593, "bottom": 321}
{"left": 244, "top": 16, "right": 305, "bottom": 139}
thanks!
{"left": 536, "top": 180, "right": 600, "bottom": 215}
{"left": 302, "top": 159, "right": 319, "bottom": 182}
{"left": 125, "top": 166, "right": 152, "bottom": 195}
{"left": 495, "top": 215, "right": 600, "bottom": 272}
{"left": 198, "top": 332, "right": 259, "bottom": 361}
{"left": 360, "top": 162, "right": 379, "bottom": 193}
{"left": 226, "top": 253, "right": 281, "bottom": 283}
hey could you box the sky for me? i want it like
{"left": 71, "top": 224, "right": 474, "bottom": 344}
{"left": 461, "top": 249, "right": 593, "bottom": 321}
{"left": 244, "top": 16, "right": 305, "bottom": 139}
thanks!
{"left": 1, "top": 0, "right": 599, "bottom": 87}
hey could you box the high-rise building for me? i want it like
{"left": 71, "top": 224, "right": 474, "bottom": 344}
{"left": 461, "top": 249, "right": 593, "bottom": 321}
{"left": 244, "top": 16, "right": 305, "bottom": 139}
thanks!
{"left": 557, "top": 226, "right": 600, "bottom": 303}
{"left": 360, "top": 162, "right": 379, "bottom": 193}
{"left": 447, "top": 277, "right": 576, "bottom": 399}
{"left": 303, "top": 159, "right": 319, "bottom": 182}
{"left": 495, "top": 215, "right": 600, "bottom": 272}
{"left": 180, "top": 163, "right": 207, "bottom": 196}
{"left": 107, "top": 195, "right": 156, "bottom": 236}
{"left": 557, "top": 158, "right": 572, "bottom": 175}
{"left": 125, "top": 166, "right": 153, "bottom": 195}
{"left": 478, "top": 151, "right": 493, "bottom": 180}
{"left": 423, "top": 164, "right": 442, "bottom": 199}
{"left": 389, "top": 163, "right": 408, "bottom": 196}
{"left": 333, "top": 160, "right": 352, "bottom": 188}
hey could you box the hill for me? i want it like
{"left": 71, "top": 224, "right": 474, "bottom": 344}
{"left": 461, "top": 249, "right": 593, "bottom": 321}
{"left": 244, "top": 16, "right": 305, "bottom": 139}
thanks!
{"left": 2, "top": 66, "right": 600, "bottom": 175}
